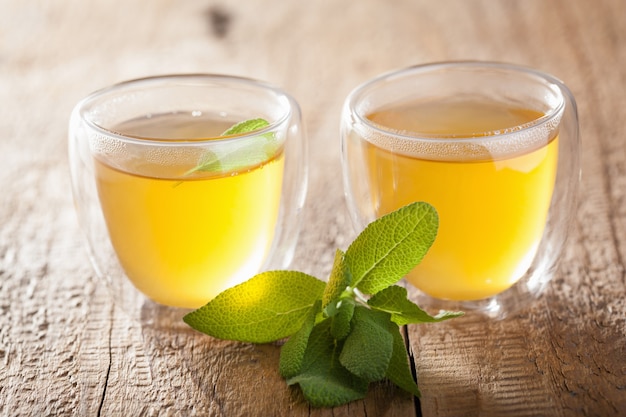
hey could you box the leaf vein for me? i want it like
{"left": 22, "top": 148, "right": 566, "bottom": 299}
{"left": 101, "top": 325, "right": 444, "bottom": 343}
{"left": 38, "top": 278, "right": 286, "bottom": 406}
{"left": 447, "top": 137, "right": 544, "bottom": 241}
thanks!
{"left": 357, "top": 209, "right": 430, "bottom": 285}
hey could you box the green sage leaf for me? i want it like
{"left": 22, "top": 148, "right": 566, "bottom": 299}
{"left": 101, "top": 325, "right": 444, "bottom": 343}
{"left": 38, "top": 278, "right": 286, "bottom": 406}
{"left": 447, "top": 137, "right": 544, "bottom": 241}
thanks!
{"left": 339, "top": 305, "right": 394, "bottom": 382}
{"left": 286, "top": 319, "right": 368, "bottom": 408}
{"left": 183, "top": 271, "right": 325, "bottom": 343}
{"left": 345, "top": 202, "right": 438, "bottom": 295}
{"left": 279, "top": 300, "right": 322, "bottom": 379}
{"left": 368, "top": 286, "right": 464, "bottom": 325}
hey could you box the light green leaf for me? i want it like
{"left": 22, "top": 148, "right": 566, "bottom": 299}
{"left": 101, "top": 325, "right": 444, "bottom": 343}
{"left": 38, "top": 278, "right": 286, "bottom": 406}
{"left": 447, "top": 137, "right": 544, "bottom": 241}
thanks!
{"left": 368, "top": 286, "right": 464, "bottom": 325}
{"left": 345, "top": 202, "right": 438, "bottom": 295}
{"left": 339, "top": 306, "right": 394, "bottom": 382}
{"left": 184, "top": 118, "right": 278, "bottom": 176}
{"left": 322, "top": 249, "right": 351, "bottom": 315}
{"left": 183, "top": 271, "right": 325, "bottom": 343}
{"left": 286, "top": 319, "right": 369, "bottom": 408}
{"left": 186, "top": 149, "right": 222, "bottom": 174}
{"left": 221, "top": 118, "right": 269, "bottom": 136}
{"left": 279, "top": 300, "right": 322, "bottom": 379}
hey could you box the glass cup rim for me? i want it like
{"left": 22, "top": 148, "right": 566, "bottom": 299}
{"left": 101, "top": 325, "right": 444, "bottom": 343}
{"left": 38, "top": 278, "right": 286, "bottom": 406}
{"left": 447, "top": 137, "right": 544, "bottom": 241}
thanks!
{"left": 74, "top": 73, "right": 294, "bottom": 147}
{"left": 345, "top": 61, "right": 568, "bottom": 144}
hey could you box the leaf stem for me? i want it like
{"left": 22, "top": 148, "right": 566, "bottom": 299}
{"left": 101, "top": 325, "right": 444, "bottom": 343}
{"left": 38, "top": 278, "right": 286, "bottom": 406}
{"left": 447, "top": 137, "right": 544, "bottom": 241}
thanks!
{"left": 337, "top": 286, "right": 369, "bottom": 308}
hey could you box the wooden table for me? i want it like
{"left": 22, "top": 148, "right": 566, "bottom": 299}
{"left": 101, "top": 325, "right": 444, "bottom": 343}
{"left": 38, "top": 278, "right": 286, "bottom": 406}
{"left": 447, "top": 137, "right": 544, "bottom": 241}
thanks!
{"left": 2, "top": 0, "right": 625, "bottom": 415}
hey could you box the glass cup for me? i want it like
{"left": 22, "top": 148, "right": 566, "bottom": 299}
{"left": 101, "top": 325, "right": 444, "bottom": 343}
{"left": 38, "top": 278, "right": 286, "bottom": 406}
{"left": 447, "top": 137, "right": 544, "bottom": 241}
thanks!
{"left": 69, "top": 74, "right": 308, "bottom": 315}
{"left": 341, "top": 62, "right": 580, "bottom": 319}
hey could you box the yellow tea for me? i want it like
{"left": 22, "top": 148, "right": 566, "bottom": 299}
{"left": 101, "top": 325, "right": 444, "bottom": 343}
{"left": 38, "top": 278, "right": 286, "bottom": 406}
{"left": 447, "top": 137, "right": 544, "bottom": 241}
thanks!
{"left": 358, "top": 99, "right": 558, "bottom": 300}
{"left": 94, "top": 115, "right": 284, "bottom": 308}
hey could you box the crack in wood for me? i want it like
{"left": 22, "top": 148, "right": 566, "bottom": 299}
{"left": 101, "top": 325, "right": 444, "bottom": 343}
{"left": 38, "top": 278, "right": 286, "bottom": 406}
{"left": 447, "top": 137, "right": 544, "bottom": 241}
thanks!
{"left": 403, "top": 326, "right": 422, "bottom": 417}
{"left": 96, "top": 305, "right": 114, "bottom": 417}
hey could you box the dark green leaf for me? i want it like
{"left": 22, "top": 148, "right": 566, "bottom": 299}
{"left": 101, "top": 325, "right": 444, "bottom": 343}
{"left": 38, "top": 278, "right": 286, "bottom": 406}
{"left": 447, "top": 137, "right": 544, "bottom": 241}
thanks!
{"left": 279, "top": 300, "right": 322, "bottom": 378}
{"left": 286, "top": 319, "right": 368, "bottom": 407}
{"left": 384, "top": 323, "right": 420, "bottom": 397}
{"left": 339, "top": 306, "right": 394, "bottom": 382}
{"left": 330, "top": 298, "right": 355, "bottom": 340}
{"left": 368, "top": 286, "right": 464, "bottom": 325}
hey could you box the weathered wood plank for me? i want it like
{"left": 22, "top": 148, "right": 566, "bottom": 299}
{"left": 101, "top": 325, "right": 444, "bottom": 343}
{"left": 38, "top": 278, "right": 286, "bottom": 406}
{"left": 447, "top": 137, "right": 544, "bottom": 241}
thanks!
{"left": 411, "top": 0, "right": 626, "bottom": 416}
{"left": 0, "top": 0, "right": 624, "bottom": 416}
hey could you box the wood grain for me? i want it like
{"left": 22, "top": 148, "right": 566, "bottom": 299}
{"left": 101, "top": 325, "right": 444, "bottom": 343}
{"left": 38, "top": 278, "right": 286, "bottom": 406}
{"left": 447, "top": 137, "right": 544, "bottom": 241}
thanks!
{"left": 0, "top": 0, "right": 624, "bottom": 416}
{"left": 410, "top": 1, "right": 626, "bottom": 416}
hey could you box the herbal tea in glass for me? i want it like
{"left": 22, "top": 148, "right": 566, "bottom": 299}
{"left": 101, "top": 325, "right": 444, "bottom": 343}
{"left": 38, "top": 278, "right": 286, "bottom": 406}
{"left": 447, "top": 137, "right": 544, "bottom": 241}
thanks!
{"left": 341, "top": 62, "right": 580, "bottom": 318}
{"left": 70, "top": 75, "right": 307, "bottom": 311}
{"left": 94, "top": 115, "right": 284, "bottom": 308}
{"left": 357, "top": 99, "right": 558, "bottom": 300}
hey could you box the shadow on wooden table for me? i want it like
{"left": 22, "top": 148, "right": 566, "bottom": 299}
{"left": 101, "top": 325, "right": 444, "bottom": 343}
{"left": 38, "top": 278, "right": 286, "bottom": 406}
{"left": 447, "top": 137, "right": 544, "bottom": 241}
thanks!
{"left": 132, "top": 301, "right": 417, "bottom": 416}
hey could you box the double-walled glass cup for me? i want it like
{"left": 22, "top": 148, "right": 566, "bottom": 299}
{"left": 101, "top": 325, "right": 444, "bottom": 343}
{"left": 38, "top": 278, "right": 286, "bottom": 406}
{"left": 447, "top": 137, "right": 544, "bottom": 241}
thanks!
{"left": 69, "top": 75, "right": 307, "bottom": 314}
{"left": 341, "top": 62, "right": 580, "bottom": 319}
